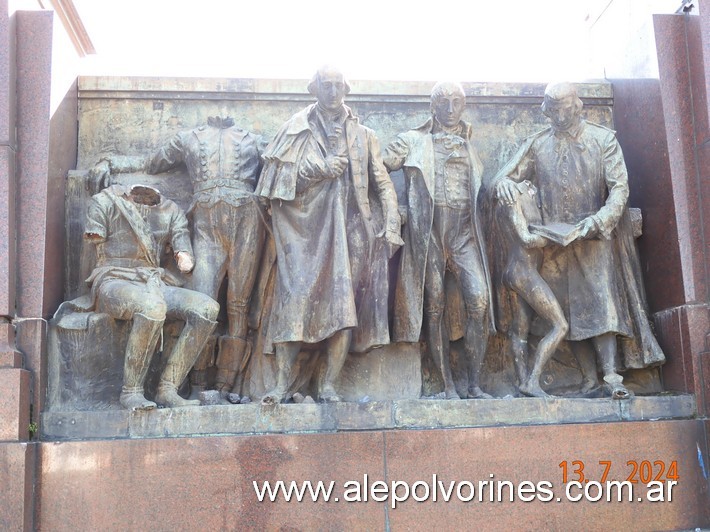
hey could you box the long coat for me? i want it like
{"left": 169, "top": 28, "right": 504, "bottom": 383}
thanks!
{"left": 383, "top": 118, "right": 495, "bottom": 343}
{"left": 256, "top": 104, "right": 400, "bottom": 352}
{"left": 493, "top": 120, "right": 665, "bottom": 369}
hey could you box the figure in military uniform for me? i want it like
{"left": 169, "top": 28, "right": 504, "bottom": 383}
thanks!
{"left": 84, "top": 184, "right": 219, "bottom": 410}
{"left": 91, "top": 117, "right": 267, "bottom": 403}
{"left": 383, "top": 81, "right": 494, "bottom": 400}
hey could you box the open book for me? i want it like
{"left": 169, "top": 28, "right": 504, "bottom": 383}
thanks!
{"left": 529, "top": 222, "right": 583, "bottom": 246}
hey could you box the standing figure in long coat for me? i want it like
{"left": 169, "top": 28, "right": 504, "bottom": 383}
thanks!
{"left": 256, "top": 66, "right": 403, "bottom": 403}
{"left": 494, "top": 82, "right": 665, "bottom": 398}
{"left": 383, "top": 81, "right": 495, "bottom": 399}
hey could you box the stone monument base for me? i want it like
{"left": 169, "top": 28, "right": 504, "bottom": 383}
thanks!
{"left": 41, "top": 394, "right": 694, "bottom": 441}
{"left": 34, "top": 417, "right": 709, "bottom": 529}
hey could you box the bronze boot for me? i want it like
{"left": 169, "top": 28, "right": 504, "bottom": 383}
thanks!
{"left": 156, "top": 310, "right": 217, "bottom": 407}
{"left": 119, "top": 312, "right": 164, "bottom": 411}
{"left": 188, "top": 334, "right": 216, "bottom": 400}
{"left": 214, "top": 336, "right": 248, "bottom": 403}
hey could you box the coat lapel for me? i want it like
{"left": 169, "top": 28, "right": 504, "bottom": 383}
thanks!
{"left": 405, "top": 130, "right": 435, "bottom": 198}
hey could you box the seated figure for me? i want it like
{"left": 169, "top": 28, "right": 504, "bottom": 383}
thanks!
{"left": 84, "top": 184, "right": 219, "bottom": 410}
{"left": 89, "top": 115, "right": 269, "bottom": 403}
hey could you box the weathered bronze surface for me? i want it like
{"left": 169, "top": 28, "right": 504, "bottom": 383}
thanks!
{"left": 256, "top": 66, "right": 402, "bottom": 403}
{"left": 383, "top": 82, "right": 493, "bottom": 399}
{"left": 49, "top": 76, "right": 667, "bottom": 414}
{"left": 493, "top": 82, "right": 665, "bottom": 399}
{"left": 80, "top": 184, "right": 218, "bottom": 410}
{"left": 88, "top": 117, "right": 268, "bottom": 404}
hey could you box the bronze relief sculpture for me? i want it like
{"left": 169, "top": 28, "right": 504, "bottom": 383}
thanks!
{"left": 50, "top": 77, "right": 669, "bottom": 416}
{"left": 493, "top": 82, "right": 665, "bottom": 399}
{"left": 256, "top": 66, "right": 402, "bottom": 404}
{"left": 84, "top": 184, "right": 219, "bottom": 410}
{"left": 90, "top": 117, "right": 268, "bottom": 404}
{"left": 383, "top": 82, "right": 494, "bottom": 400}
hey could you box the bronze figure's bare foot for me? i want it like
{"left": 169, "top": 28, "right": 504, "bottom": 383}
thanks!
{"left": 188, "top": 385, "right": 205, "bottom": 402}
{"left": 155, "top": 384, "right": 201, "bottom": 408}
{"left": 580, "top": 378, "right": 599, "bottom": 395}
{"left": 444, "top": 387, "right": 461, "bottom": 400}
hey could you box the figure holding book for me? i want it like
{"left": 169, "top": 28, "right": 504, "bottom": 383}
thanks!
{"left": 493, "top": 82, "right": 665, "bottom": 399}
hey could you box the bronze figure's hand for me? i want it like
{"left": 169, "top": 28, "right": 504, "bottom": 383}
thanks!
{"left": 397, "top": 205, "right": 408, "bottom": 225}
{"left": 495, "top": 178, "right": 520, "bottom": 206}
{"left": 176, "top": 251, "right": 195, "bottom": 273}
{"left": 384, "top": 228, "right": 404, "bottom": 248}
{"left": 88, "top": 159, "right": 112, "bottom": 194}
{"left": 575, "top": 216, "right": 599, "bottom": 240}
{"left": 525, "top": 234, "right": 549, "bottom": 249}
{"left": 325, "top": 155, "right": 348, "bottom": 178}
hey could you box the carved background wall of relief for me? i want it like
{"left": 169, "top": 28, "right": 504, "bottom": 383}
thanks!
{"left": 50, "top": 77, "right": 663, "bottom": 412}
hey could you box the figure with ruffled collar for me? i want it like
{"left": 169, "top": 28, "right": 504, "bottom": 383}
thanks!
{"left": 493, "top": 82, "right": 665, "bottom": 399}
{"left": 256, "top": 65, "right": 403, "bottom": 404}
{"left": 383, "top": 81, "right": 495, "bottom": 400}
{"left": 89, "top": 116, "right": 268, "bottom": 404}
